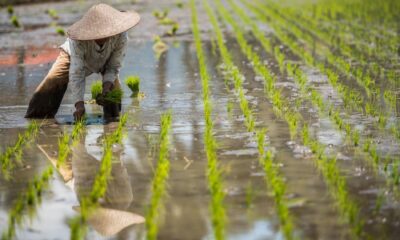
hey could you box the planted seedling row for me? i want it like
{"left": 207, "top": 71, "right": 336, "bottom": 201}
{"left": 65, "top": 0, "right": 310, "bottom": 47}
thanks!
{"left": 229, "top": 0, "right": 400, "bottom": 190}
{"left": 57, "top": 120, "right": 85, "bottom": 168}
{"left": 248, "top": 0, "right": 399, "bottom": 135}
{"left": 215, "top": 0, "right": 365, "bottom": 237}
{"left": 246, "top": 0, "right": 400, "bottom": 143}
{"left": 191, "top": 1, "right": 227, "bottom": 238}
{"left": 269, "top": 1, "right": 399, "bottom": 72}
{"left": 69, "top": 113, "right": 127, "bottom": 240}
{"left": 1, "top": 118, "right": 87, "bottom": 240}
{"left": 145, "top": 111, "right": 172, "bottom": 240}
{"left": 1, "top": 166, "right": 53, "bottom": 240}
{"left": 282, "top": 0, "right": 399, "bottom": 61}
{"left": 262, "top": 0, "right": 399, "bottom": 94}
{"left": 253, "top": 1, "right": 381, "bottom": 98}
{"left": 0, "top": 121, "right": 39, "bottom": 180}
{"left": 255, "top": 0, "right": 399, "bottom": 113}
{"left": 205, "top": 1, "right": 299, "bottom": 238}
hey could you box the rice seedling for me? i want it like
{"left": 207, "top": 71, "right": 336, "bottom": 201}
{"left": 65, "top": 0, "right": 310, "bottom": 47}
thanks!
{"left": 125, "top": 75, "right": 140, "bottom": 95}
{"left": 176, "top": 1, "right": 184, "bottom": 8}
{"left": 91, "top": 81, "right": 102, "bottom": 100}
{"left": 103, "top": 88, "right": 123, "bottom": 103}
{"left": 0, "top": 121, "right": 39, "bottom": 180}
{"left": 153, "top": 9, "right": 169, "bottom": 20}
{"left": 55, "top": 27, "right": 65, "bottom": 36}
{"left": 166, "top": 23, "right": 179, "bottom": 36}
{"left": 90, "top": 80, "right": 123, "bottom": 104}
{"left": 56, "top": 119, "right": 85, "bottom": 168}
{"left": 7, "top": 5, "right": 13, "bottom": 15}
{"left": 145, "top": 111, "right": 172, "bottom": 240}
{"left": 45, "top": 9, "right": 59, "bottom": 20}
{"left": 191, "top": 1, "right": 226, "bottom": 238}
{"left": 158, "top": 17, "right": 176, "bottom": 26}
{"left": 152, "top": 35, "right": 168, "bottom": 58}
{"left": 10, "top": 15, "right": 20, "bottom": 28}
{"left": 226, "top": 100, "right": 233, "bottom": 115}
{"left": 1, "top": 166, "right": 53, "bottom": 240}
{"left": 69, "top": 113, "right": 128, "bottom": 240}
{"left": 245, "top": 182, "right": 255, "bottom": 208}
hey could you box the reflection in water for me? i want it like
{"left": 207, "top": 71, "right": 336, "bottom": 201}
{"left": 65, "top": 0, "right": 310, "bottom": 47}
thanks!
{"left": 63, "top": 127, "right": 144, "bottom": 238}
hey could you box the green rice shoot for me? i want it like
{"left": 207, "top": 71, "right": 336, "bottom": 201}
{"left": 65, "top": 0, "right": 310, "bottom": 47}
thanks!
{"left": 125, "top": 75, "right": 140, "bottom": 94}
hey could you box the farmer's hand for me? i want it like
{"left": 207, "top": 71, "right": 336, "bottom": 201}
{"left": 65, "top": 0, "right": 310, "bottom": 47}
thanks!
{"left": 73, "top": 101, "right": 85, "bottom": 121}
{"left": 96, "top": 81, "right": 114, "bottom": 106}
{"left": 103, "top": 81, "right": 114, "bottom": 96}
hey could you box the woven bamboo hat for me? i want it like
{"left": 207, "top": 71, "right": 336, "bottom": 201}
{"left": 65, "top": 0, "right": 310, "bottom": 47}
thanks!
{"left": 67, "top": 3, "right": 140, "bottom": 40}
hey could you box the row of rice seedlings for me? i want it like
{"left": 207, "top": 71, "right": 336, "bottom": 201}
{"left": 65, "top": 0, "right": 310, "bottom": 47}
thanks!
{"left": 236, "top": 0, "right": 400, "bottom": 189}
{"left": 301, "top": 125, "right": 364, "bottom": 238}
{"left": 90, "top": 80, "right": 123, "bottom": 103}
{"left": 289, "top": 1, "right": 399, "bottom": 68}
{"left": 247, "top": 0, "right": 400, "bottom": 142}
{"left": 246, "top": 0, "right": 393, "bottom": 132}
{"left": 191, "top": 1, "right": 226, "bottom": 238}
{"left": 263, "top": 1, "right": 399, "bottom": 96}
{"left": 260, "top": 0, "right": 398, "bottom": 106}
{"left": 0, "top": 121, "right": 39, "bottom": 180}
{"left": 69, "top": 113, "right": 128, "bottom": 240}
{"left": 1, "top": 166, "right": 53, "bottom": 240}
{"left": 283, "top": 0, "right": 399, "bottom": 60}
{"left": 2, "top": 119, "right": 85, "bottom": 239}
{"left": 153, "top": 7, "right": 180, "bottom": 36}
{"left": 45, "top": 8, "right": 59, "bottom": 20}
{"left": 145, "top": 111, "right": 172, "bottom": 240}
{"left": 6, "top": 5, "right": 20, "bottom": 28}
{"left": 56, "top": 120, "right": 85, "bottom": 168}
{"left": 272, "top": 2, "right": 398, "bottom": 77}
{"left": 259, "top": 1, "right": 380, "bottom": 99}
{"left": 205, "top": 1, "right": 296, "bottom": 238}
{"left": 216, "top": 0, "right": 365, "bottom": 237}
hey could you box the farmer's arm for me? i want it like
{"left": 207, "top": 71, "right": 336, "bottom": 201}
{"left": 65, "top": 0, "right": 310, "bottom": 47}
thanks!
{"left": 69, "top": 39, "right": 86, "bottom": 119}
{"left": 102, "top": 32, "right": 128, "bottom": 85}
{"left": 69, "top": 39, "right": 86, "bottom": 103}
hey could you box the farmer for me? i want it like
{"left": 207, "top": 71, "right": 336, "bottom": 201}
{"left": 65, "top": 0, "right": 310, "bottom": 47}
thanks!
{"left": 25, "top": 4, "right": 140, "bottom": 120}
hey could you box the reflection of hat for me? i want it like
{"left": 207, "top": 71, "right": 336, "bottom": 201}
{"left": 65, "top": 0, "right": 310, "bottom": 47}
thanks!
{"left": 73, "top": 206, "right": 145, "bottom": 236}
{"left": 67, "top": 3, "right": 140, "bottom": 40}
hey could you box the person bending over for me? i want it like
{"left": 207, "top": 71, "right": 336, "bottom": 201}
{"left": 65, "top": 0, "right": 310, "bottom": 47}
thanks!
{"left": 25, "top": 3, "right": 140, "bottom": 120}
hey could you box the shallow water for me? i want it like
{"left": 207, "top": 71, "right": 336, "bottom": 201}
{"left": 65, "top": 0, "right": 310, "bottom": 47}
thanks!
{"left": 1, "top": 0, "right": 400, "bottom": 240}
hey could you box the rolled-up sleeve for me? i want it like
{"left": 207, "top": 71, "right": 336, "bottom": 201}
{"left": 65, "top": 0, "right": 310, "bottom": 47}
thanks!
{"left": 103, "top": 32, "right": 128, "bottom": 83}
{"left": 69, "top": 39, "right": 86, "bottom": 103}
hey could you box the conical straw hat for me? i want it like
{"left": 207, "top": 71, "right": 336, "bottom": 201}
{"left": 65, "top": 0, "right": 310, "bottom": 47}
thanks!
{"left": 73, "top": 206, "right": 145, "bottom": 236}
{"left": 67, "top": 3, "right": 140, "bottom": 40}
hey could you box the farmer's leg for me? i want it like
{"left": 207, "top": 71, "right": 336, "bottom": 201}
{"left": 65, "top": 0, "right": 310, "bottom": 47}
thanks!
{"left": 25, "top": 50, "right": 70, "bottom": 118}
{"left": 103, "top": 78, "right": 121, "bottom": 119}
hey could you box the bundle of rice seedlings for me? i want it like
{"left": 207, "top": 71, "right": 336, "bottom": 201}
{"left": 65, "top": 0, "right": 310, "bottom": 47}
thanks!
{"left": 125, "top": 76, "right": 140, "bottom": 94}
{"left": 91, "top": 81, "right": 102, "bottom": 100}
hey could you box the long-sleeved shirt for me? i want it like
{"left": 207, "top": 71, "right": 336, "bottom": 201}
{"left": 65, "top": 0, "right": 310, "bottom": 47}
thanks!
{"left": 59, "top": 31, "right": 128, "bottom": 103}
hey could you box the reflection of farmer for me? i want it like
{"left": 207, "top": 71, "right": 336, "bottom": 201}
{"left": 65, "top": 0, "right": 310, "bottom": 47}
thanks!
{"left": 69, "top": 129, "right": 144, "bottom": 236}
{"left": 25, "top": 4, "right": 140, "bottom": 120}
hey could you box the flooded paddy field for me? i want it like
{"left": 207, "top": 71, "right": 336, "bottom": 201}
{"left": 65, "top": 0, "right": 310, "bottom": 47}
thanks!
{"left": 0, "top": 0, "right": 399, "bottom": 239}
